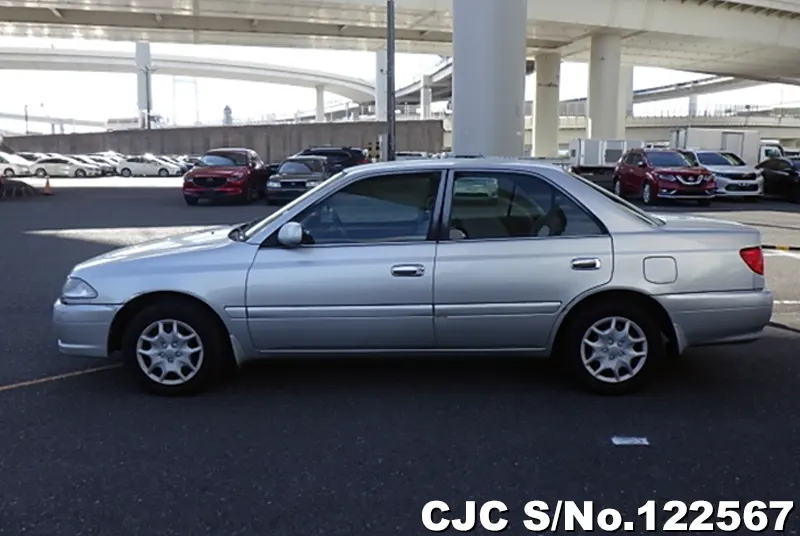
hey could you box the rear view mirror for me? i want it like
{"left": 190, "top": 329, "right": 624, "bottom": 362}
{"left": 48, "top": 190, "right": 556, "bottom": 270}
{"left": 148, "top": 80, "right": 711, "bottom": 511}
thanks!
{"left": 277, "top": 222, "right": 304, "bottom": 247}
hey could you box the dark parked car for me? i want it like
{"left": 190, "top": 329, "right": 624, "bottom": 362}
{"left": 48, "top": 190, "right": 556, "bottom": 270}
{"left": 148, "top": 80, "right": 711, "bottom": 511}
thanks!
{"left": 613, "top": 149, "right": 715, "bottom": 206}
{"left": 293, "top": 146, "right": 369, "bottom": 171}
{"left": 182, "top": 148, "right": 271, "bottom": 206}
{"left": 266, "top": 155, "right": 333, "bottom": 204}
{"left": 755, "top": 157, "right": 800, "bottom": 202}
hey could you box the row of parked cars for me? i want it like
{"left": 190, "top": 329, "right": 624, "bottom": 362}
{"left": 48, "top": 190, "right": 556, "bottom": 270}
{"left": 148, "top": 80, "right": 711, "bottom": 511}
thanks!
{"left": 0, "top": 150, "right": 200, "bottom": 178}
{"left": 611, "top": 148, "right": 800, "bottom": 205}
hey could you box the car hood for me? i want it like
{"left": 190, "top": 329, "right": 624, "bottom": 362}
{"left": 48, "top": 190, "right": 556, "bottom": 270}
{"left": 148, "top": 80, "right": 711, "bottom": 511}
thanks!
{"left": 701, "top": 165, "right": 759, "bottom": 174}
{"left": 186, "top": 166, "right": 246, "bottom": 178}
{"left": 72, "top": 225, "right": 239, "bottom": 274}
{"left": 651, "top": 166, "right": 709, "bottom": 175}
{"left": 273, "top": 172, "right": 326, "bottom": 180}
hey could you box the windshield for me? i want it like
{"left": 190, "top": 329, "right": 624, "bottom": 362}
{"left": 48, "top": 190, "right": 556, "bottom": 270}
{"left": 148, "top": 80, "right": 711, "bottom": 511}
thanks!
{"left": 6, "top": 154, "right": 30, "bottom": 165}
{"left": 241, "top": 171, "right": 347, "bottom": 241}
{"left": 696, "top": 152, "right": 738, "bottom": 166}
{"left": 199, "top": 152, "right": 248, "bottom": 167}
{"left": 279, "top": 160, "right": 323, "bottom": 174}
{"left": 569, "top": 172, "right": 665, "bottom": 227}
{"left": 679, "top": 152, "right": 699, "bottom": 166}
{"left": 646, "top": 151, "right": 689, "bottom": 167}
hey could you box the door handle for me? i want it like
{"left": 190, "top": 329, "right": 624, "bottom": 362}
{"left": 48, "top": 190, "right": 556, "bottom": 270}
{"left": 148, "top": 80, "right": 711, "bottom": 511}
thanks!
{"left": 571, "top": 257, "right": 601, "bottom": 271}
{"left": 391, "top": 264, "right": 425, "bottom": 277}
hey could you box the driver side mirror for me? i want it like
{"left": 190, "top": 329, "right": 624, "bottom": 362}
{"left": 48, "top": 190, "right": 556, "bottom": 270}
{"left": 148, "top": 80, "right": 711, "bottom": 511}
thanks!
{"left": 277, "top": 222, "right": 304, "bottom": 247}
{"left": 637, "top": 161, "right": 648, "bottom": 168}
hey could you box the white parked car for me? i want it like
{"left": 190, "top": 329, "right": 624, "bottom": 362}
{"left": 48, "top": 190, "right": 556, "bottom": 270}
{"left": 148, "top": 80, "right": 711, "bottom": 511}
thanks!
{"left": 0, "top": 152, "right": 33, "bottom": 177}
{"left": 117, "top": 155, "right": 182, "bottom": 177}
{"left": 679, "top": 150, "right": 763, "bottom": 199}
{"left": 31, "top": 155, "right": 102, "bottom": 178}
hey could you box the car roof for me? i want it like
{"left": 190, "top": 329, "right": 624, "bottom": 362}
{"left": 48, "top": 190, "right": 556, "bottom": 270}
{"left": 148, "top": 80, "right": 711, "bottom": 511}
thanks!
{"left": 287, "top": 155, "right": 327, "bottom": 161}
{"left": 344, "top": 157, "right": 570, "bottom": 175}
{"left": 206, "top": 148, "right": 250, "bottom": 153}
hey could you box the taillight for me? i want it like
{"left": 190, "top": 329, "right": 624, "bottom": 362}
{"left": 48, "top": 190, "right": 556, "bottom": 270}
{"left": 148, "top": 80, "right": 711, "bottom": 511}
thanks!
{"left": 739, "top": 246, "right": 764, "bottom": 275}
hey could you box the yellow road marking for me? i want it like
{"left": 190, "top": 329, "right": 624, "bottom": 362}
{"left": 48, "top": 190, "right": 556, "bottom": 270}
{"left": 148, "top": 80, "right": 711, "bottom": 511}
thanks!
{"left": 0, "top": 363, "right": 123, "bottom": 393}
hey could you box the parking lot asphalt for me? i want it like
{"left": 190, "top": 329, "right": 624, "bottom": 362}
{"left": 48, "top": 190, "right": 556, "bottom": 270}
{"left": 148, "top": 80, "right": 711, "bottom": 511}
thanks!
{"left": 2, "top": 179, "right": 800, "bottom": 535}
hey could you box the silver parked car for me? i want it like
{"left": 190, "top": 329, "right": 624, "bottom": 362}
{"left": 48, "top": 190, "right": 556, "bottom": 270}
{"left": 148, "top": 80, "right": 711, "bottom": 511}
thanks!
{"left": 53, "top": 159, "right": 773, "bottom": 396}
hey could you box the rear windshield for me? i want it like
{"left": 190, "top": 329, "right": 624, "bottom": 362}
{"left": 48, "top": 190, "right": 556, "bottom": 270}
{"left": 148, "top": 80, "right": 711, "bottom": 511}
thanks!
{"left": 569, "top": 172, "right": 665, "bottom": 227}
{"left": 199, "top": 152, "right": 247, "bottom": 167}
{"left": 645, "top": 151, "right": 689, "bottom": 167}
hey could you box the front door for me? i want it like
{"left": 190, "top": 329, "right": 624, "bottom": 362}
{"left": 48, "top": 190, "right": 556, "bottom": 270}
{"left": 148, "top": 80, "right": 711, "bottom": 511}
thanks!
{"left": 434, "top": 169, "right": 613, "bottom": 350}
{"left": 245, "top": 170, "right": 444, "bottom": 352}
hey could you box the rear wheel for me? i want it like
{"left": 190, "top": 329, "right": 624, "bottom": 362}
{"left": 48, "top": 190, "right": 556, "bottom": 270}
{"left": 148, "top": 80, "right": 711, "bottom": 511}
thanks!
{"left": 158, "top": 168, "right": 169, "bottom": 177}
{"left": 612, "top": 177, "right": 623, "bottom": 198}
{"left": 35, "top": 168, "right": 47, "bottom": 178}
{"left": 559, "top": 301, "right": 665, "bottom": 395}
{"left": 74, "top": 168, "right": 86, "bottom": 178}
{"left": 3, "top": 168, "right": 15, "bottom": 178}
{"left": 120, "top": 168, "right": 132, "bottom": 177}
{"left": 121, "top": 300, "right": 230, "bottom": 396}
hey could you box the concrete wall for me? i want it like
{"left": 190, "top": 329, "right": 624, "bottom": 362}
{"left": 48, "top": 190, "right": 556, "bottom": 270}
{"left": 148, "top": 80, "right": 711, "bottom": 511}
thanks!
{"left": 4, "top": 120, "right": 445, "bottom": 162}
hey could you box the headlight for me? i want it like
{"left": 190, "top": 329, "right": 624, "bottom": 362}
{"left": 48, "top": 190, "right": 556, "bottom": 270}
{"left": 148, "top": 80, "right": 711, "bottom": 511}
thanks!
{"left": 183, "top": 174, "right": 192, "bottom": 182}
{"left": 267, "top": 181, "right": 280, "bottom": 188}
{"left": 61, "top": 276, "right": 98, "bottom": 300}
{"left": 306, "top": 181, "right": 319, "bottom": 188}
{"left": 658, "top": 174, "right": 677, "bottom": 182}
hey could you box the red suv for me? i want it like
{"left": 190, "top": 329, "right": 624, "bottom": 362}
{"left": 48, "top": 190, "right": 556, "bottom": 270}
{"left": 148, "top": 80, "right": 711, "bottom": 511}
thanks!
{"left": 182, "top": 148, "right": 271, "bottom": 206}
{"left": 613, "top": 149, "right": 715, "bottom": 206}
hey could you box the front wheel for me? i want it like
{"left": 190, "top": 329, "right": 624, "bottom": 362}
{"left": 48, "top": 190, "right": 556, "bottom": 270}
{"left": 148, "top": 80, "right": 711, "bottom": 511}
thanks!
{"left": 612, "top": 177, "right": 623, "bottom": 198}
{"left": 184, "top": 196, "right": 198, "bottom": 206}
{"left": 3, "top": 168, "right": 15, "bottom": 178}
{"left": 35, "top": 168, "right": 47, "bottom": 178}
{"left": 559, "top": 301, "right": 665, "bottom": 395}
{"left": 120, "top": 168, "right": 132, "bottom": 177}
{"left": 75, "top": 168, "right": 86, "bottom": 178}
{"left": 158, "top": 168, "right": 169, "bottom": 177}
{"left": 641, "top": 182, "right": 658, "bottom": 206}
{"left": 696, "top": 199, "right": 712, "bottom": 207}
{"left": 121, "top": 300, "right": 231, "bottom": 396}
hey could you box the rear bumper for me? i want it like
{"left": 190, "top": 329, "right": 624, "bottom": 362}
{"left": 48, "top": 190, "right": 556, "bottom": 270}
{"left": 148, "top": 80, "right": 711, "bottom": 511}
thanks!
{"left": 655, "top": 289, "right": 773, "bottom": 352}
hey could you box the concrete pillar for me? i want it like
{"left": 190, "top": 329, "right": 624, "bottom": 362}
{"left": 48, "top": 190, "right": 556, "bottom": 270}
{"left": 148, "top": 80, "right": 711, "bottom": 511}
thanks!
{"left": 688, "top": 93, "right": 698, "bottom": 117}
{"left": 135, "top": 42, "right": 152, "bottom": 127}
{"left": 532, "top": 52, "right": 560, "bottom": 158}
{"left": 315, "top": 85, "right": 325, "bottom": 122}
{"left": 374, "top": 49, "right": 388, "bottom": 121}
{"left": 452, "top": 0, "right": 527, "bottom": 156}
{"left": 617, "top": 64, "right": 634, "bottom": 138}
{"left": 420, "top": 75, "right": 432, "bottom": 119}
{"left": 587, "top": 33, "right": 622, "bottom": 139}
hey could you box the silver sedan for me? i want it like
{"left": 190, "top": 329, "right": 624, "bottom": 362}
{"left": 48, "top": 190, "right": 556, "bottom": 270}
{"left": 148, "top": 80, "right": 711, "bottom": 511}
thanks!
{"left": 53, "top": 159, "right": 773, "bottom": 395}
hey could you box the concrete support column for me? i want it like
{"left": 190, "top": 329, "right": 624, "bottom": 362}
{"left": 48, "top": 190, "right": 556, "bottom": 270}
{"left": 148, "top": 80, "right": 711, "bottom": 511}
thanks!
{"left": 315, "top": 85, "right": 325, "bottom": 122}
{"left": 420, "top": 75, "right": 432, "bottom": 119}
{"left": 617, "top": 64, "right": 634, "bottom": 138}
{"left": 452, "top": 0, "right": 527, "bottom": 156}
{"left": 374, "top": 49, "right": 388, "bottom": 121}
{"left": 587, "top": 33, "right": 622, "bottom": 139}
{"left": 135, "top": 42, "right": 152, "bottom": 128}
{"left": 688, "top": 94, "right": 698, "bottom": 117}
{"left": 532, "top": 52, "right": 561, "bottom": 157}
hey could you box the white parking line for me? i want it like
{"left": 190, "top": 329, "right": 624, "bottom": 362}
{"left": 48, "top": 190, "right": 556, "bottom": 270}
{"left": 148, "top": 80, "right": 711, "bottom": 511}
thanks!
{"left": 611, "top": 436, "right": 650, "bottom": 446}
{"left": 766, "top": 250, "right": 800, "bottom": 260}
{"left": 775, "top": 301, "right": 800, "bottom": 305}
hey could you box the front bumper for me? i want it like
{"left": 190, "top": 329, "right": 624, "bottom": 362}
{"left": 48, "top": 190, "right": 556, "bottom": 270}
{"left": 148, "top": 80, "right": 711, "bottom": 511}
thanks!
{"left": 53, "top": 299, "right": 122, "bottom": 358}
{"left": 267, "top": 186, "right": 313, "bottom": 202}
{"left": 183, "top": 185, "right": 245, "bottom": 199}
{"left": 714, "top": 177, "right": 763, "bottom": 197}
{"left": 655, "top": 289, "right": 773, "bottom": 353}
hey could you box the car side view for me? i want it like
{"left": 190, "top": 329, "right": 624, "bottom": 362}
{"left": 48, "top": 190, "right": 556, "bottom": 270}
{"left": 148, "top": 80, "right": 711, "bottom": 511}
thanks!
{"left": 613, "top": 149, "right": 716, "bottom": 206}
{"left": 755, "top": 157, "right": 800, "bottom": 202}
{"left": 53, "top": 159, "right": 772, "bottom": 396}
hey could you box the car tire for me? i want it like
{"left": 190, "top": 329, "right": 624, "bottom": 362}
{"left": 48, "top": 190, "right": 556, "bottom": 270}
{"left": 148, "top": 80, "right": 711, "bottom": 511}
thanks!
{"left": 697, "top": 199, "right": 712, "bottom": 207}
{"left": 612, "top": 177, "right": 623, "bottom": 198}
{"left": 184, "top": 196, "right": 199, "bottom": 206}
{"left": 121, "top": 168, "right": 132, "bottom": 177}
{"left": 35, "top": 168, "right": 47, "bottom": 178}
{"left": 120, "top": 300, "right": 230, "bottom": 396}
{"left": 559, "top": 300, "right": 665, "bottom": 395}
{"left": 790, "top": 184, "right": 800, "bottom": 204}
{"left": 158, "top": 168, "right": 169, "bottom": 177}
{"left": 75, "top": 169, "right": 86, "bottom": 178}
{"left": 641, "top": 182, "right": 657, "bottom": 206}
{"left": 3, "top": 168, "right": 15, "bottom": 178}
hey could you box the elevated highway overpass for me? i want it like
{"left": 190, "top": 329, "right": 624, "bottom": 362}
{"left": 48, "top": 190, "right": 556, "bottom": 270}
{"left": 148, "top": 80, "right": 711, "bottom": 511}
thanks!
{"left": 0, "top": 46, "right": 770, "bottom": 124}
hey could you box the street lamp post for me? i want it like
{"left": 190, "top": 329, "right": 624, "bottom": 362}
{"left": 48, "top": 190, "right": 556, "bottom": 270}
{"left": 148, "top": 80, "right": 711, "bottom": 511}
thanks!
{"left": 138, "top": 65, "right": 155, "bottom": 130}
{"left": 385, "top": 0, "right": 397, "bottom": 161}
{"left": 24, "top": 105, "right": 29, "bottom": 135}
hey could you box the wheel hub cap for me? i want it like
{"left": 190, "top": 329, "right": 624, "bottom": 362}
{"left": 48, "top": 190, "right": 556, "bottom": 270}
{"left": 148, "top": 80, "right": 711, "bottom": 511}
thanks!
{"left": 135, "top": 319, "right": 204, "bottom": 386}
{"left": 580, "top": 316, "right": 648, "bottom": 384}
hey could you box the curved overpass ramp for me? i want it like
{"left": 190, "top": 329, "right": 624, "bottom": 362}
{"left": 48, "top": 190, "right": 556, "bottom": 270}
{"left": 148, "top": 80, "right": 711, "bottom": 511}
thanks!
{"left": 0, "top": 47, "right": 376, "bottom": 103}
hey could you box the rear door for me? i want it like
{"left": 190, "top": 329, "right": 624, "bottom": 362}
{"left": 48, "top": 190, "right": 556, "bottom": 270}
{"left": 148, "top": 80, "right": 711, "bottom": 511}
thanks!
{"left": 433, "top": 168, "right": 613, "bottom": 350}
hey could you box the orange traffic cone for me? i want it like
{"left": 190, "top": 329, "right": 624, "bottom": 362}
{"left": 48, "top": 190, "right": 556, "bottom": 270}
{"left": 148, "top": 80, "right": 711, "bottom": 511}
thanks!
{"left": 41, "top": 177, "right": 54, "bottom": 196}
